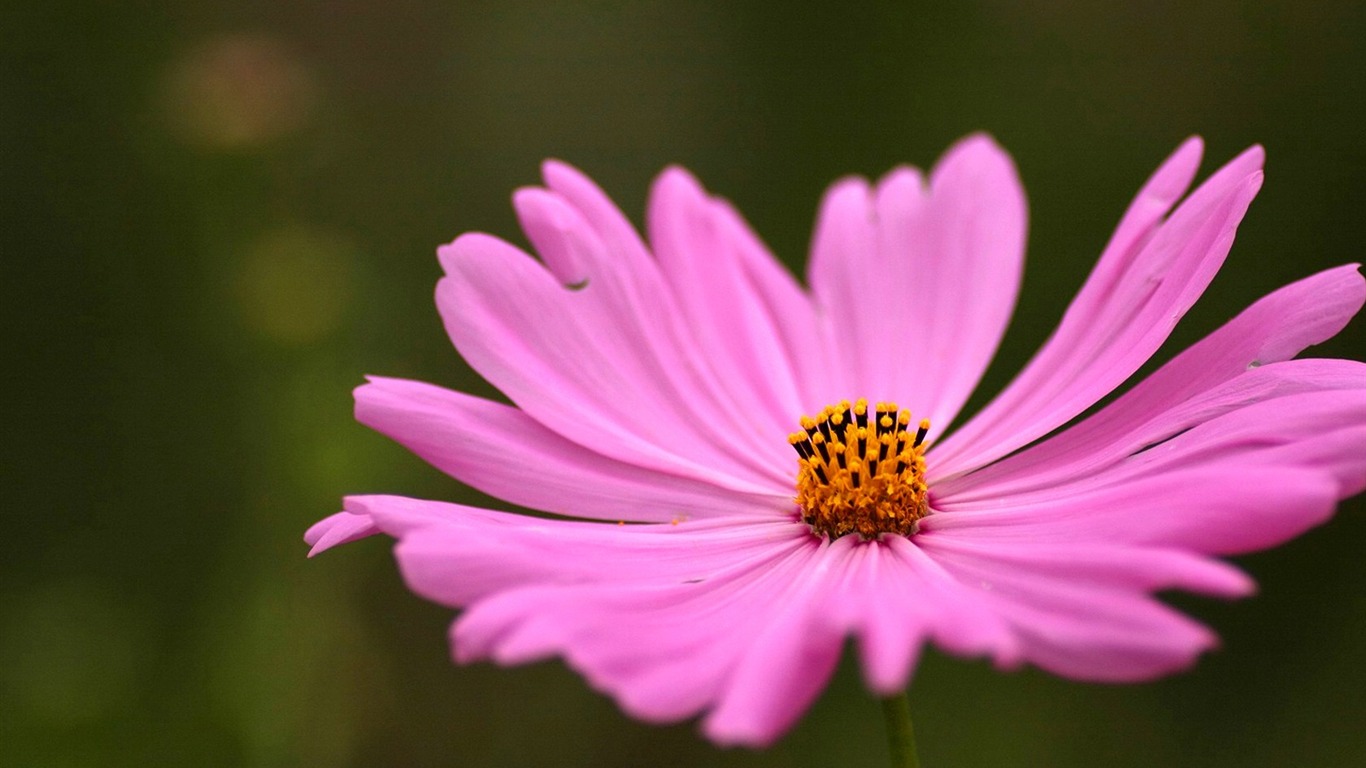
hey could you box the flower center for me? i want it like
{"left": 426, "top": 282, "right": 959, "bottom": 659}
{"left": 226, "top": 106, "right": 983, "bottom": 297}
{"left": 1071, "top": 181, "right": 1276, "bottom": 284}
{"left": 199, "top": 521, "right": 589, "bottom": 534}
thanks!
{"left": 788, "top": 399, "right": 930, "bottom": 539}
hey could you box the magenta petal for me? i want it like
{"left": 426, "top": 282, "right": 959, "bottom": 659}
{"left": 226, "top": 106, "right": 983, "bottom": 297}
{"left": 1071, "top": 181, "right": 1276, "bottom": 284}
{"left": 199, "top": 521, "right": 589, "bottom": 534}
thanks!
{"left": 647, "top": 167, "right": 816, "bottom": 422}
{"left": 940, "top": 265, "right": 1366, "bottom": 499}
{"left": 354, "top": 376, "right": 787, "bottom": 522}
{"left": 701, "top": 545, "right": 846, "bottom": 746}
{"left": 437, "top": 233, "right": 788, "bottom": 494}
{"left": 932, "top": 142, "right": 1265, "bottom": 476}
{"left": 925, "top": 464, "right": 1340, "bottom": 556}
{"left": 917, "top": 535, "right": 1255, "bottom": 598}
{"left": 807, "top": 134, "right": 1027, "bottom": 430}
{"left": 512, "top": 186, "right": 594, "bottom": 287}
{"left": 987, "top": 594, "right": 1218, "bottom": 683}
{"left": 536, "top": 159, "right": 805, "bottom": 448}
{"left": 847, "top": 537, "right": 1023, "bottom": 691}
{"left": 943, "top": 358, "right": 1366, "bottom": 502}
{"left": 456, "top": 586, "right": 737, "bottom": 722}
{"left": 917, "top": 535, "right": 1226, "bottom": 681}
{"left": 888, "top": 135, "right": 1027, "bottom": 431}
{"left": 345, "top": 495, "right": 1020, "bottom": 746}
{"left": 347, "top": 495, "right": 805, "bottom": 606}
{"left": 1110, "top": 390, "right": 1366, "bottom": 499}
{"left": 821, "top": 541, "right": 930, "bottom": 692}
{"left": 446, "top": 524, "right": 834, "bottom": 742}
{"left": 804, "top": 175, "right": 875, "bottom": 399}
{"left": 303, "top": 511, "right": 379, "bottom": 556}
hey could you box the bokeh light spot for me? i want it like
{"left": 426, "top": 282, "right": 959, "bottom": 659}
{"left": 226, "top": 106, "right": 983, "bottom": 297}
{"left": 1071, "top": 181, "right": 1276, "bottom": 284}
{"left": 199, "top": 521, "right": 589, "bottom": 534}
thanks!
{"left": 161, "top": 34, "right": 317, "bottom": 150}
{"left": 234, "top": 226, "right": 357, "bottom": 346}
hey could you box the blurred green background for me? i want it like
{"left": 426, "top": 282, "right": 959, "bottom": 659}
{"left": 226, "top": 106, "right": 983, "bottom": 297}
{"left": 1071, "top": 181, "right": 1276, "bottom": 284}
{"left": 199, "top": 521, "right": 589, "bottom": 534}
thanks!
{"left": 5, "top": 1, "right": 1366, "bottom": 766}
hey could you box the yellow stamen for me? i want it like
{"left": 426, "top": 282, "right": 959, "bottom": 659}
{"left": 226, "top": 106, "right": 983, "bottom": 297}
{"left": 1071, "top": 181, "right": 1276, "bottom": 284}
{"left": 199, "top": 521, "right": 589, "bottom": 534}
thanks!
{"left": 789, "top": 400, "right": 930, "bottom": 539}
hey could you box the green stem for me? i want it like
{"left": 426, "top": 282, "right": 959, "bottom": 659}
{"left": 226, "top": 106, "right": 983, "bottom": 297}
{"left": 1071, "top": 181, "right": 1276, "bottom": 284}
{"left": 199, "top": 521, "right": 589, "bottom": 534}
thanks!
{"left": 881, "top": 691, "right": 921, "bottom": 768}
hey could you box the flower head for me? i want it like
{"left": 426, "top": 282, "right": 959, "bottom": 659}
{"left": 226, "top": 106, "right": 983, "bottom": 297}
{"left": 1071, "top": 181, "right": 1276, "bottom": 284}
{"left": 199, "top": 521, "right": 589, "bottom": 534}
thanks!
{"left": 308, "top": 135, "right": 1366, "bottom": 746}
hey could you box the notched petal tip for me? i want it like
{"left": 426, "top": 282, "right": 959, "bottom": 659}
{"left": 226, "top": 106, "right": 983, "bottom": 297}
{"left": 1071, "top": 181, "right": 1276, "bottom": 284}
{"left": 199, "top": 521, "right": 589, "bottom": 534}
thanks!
{"left": 540, "top": 158, "right": 613, "bottom": 206}
{"left": 512, "top": 186, "right": 596, "bottom": 287}
{"left": 1338, "top": 262, "right": 1366, "bottom": 312}
{"left": 352, "top": 374, "right": 408, "bottom": 411}
{"left": 302, "top": 515, "right": 333, "bottom": 547}
{"left": 303, "top": 510, "right": 380, "bottom": 557}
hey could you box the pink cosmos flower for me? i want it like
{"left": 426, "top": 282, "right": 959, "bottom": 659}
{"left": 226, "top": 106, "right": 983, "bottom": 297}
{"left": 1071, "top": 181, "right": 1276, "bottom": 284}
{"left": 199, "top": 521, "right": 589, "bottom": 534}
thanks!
{"left": 307, "top": 135, "right": 1366, "bottom": 747}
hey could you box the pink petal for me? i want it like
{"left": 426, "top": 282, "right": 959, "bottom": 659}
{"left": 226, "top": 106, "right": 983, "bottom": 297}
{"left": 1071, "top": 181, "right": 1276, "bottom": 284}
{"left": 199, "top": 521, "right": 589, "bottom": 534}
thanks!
{"left": 437, "top": 232, "right": 789, "bottom": 495}
{"left": 924, "top": 464, "right": 1341, "bottom": 556}
{"left": 701, "top": 536, "right": 1019, "bottom": 741}
{"left": 982, "top": 592, "right": 1218, "bottom": 683}
{"left": 917, "top": 535, "right": 1255, "bottom": 598}
{"left": 512, "top": 186, "right": 593, "bottom": 287}
{"left": 724, "top": 196, "right": 841, "bottom": 413}
{"left": 445, "top": 523, "right": 834, "bottom": 742}
{"left": 932, "top": 141, "right": 1266, "bottom": 476}
{"left": 820, "top": 540, "right": 929, "bottom": 692}
{"left": 303, "top": 510, "right": 379, "bottom": 556}
{"left": 850, "top": 537, "right": 1022, "bottom": 692}
{"left": 700, "top": 543, "right": 848, "bottom": 746}
{"left": 917, "top": 534, "right": 1227, "bottom": 681}
{"left": 538, "top": 160, "right": 806, "bottom": 443}
{"left": 442, "top": 159, "right": 818, "bottom": 493}
{"left": 646, "top": 167, "right": 816, "bottom": 423}
{"left": 805, "top": 175, "right": 877, "bottom": 398}
{"left": 354, "top": 376, "right": 788, "bottom": 522}
{"left": 939, "top": 266, "right": 1366, "bottom": 499}
{"left": 1109, "top": 389, "right": 1366, "bottom": 498}
{"left": 346, "top": 495, "right": 805, "bottom": 606}
{"left": 942, "top": 358, "right": 1366, "bottom": 502}
{"left": 342, "top": 495, "right": 1018, "bottom": 746}
{"left": 807, "top": 134, "right": 1027, "bottom": 432}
